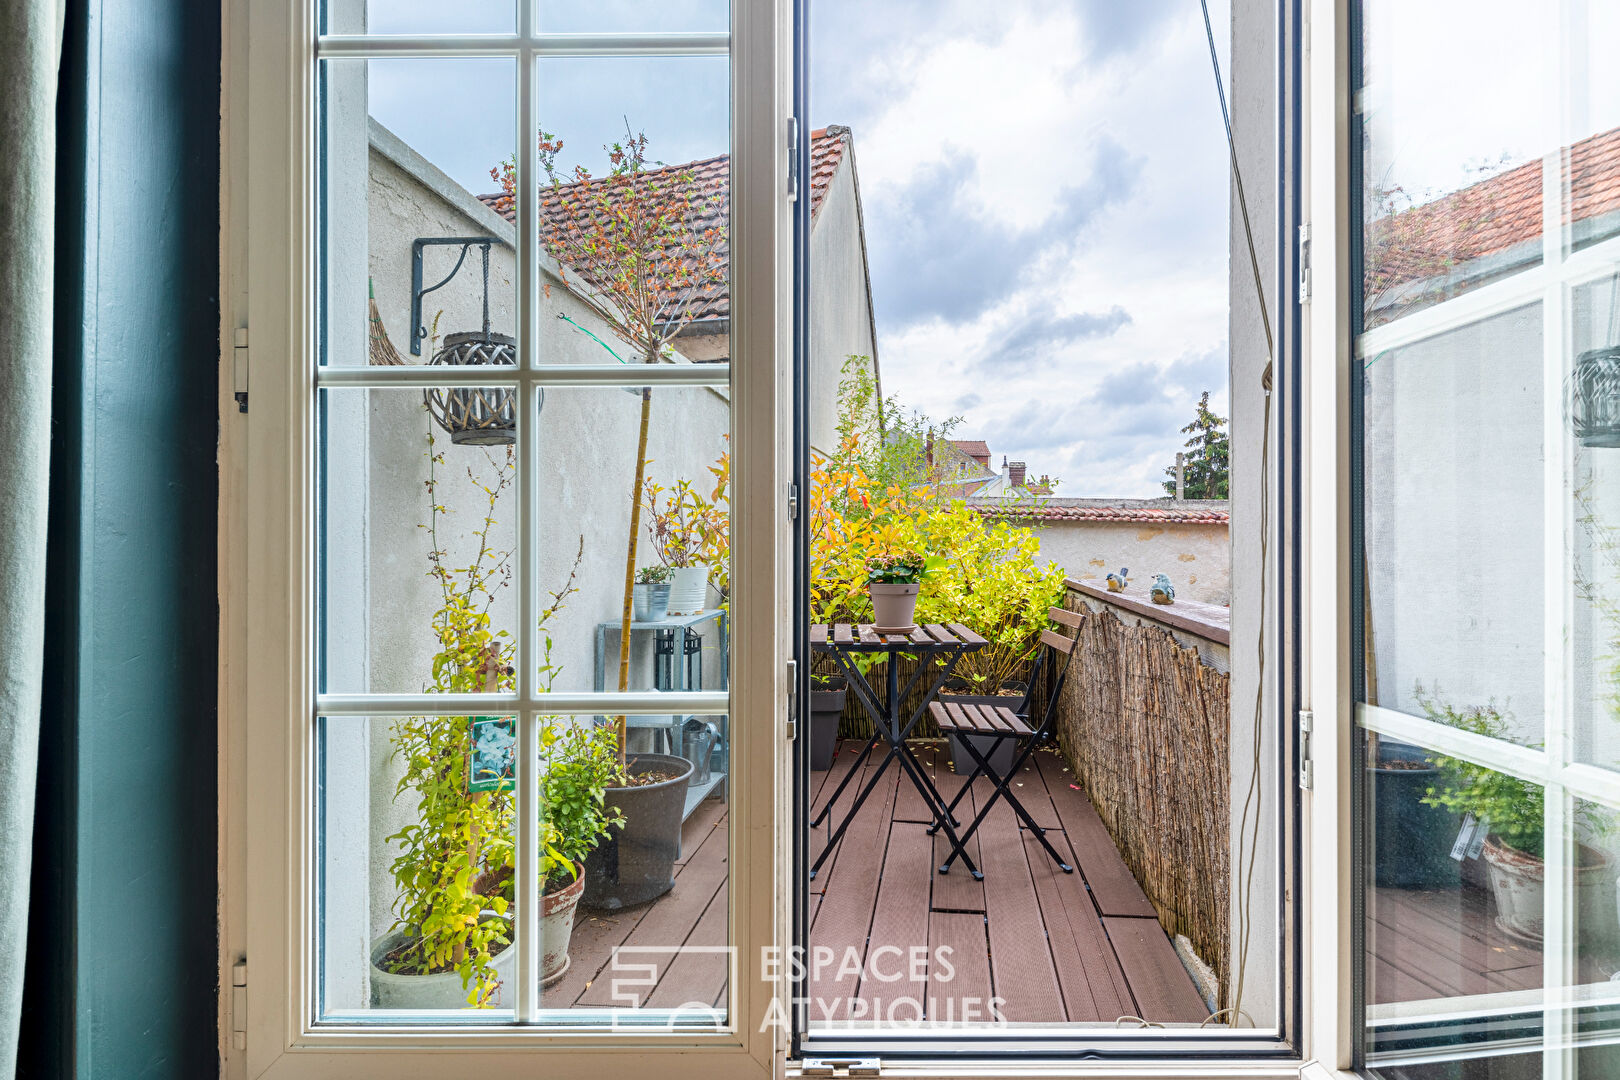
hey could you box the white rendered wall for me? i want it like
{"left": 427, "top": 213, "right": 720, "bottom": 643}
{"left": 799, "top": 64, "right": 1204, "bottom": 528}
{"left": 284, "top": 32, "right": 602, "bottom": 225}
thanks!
{"left": 808, "top": 145, "right": 877, "bottom": 459}
{"left": 1035, "top": 520, "right": 1232, "bottom": 606}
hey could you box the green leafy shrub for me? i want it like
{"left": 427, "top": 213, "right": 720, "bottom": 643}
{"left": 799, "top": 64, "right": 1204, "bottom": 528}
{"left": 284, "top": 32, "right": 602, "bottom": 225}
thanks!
{"left": 1416, "top": 686, "right": 1610, "bottom": 859}
{"left": 383, "top": 438, "right": 614, "bottom": 1005}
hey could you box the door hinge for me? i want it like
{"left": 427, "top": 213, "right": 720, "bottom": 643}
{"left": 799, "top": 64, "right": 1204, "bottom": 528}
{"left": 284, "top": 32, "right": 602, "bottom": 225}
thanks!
{"left": 232, "top": 327, "right": 250, "bottom": 413}
{"left": 801, "top": 1059, "right": 881, "bottom": 1078}
{"left": 788, "top": 482, "right": 800, "bottom": 521}
{"left": 786, "top": 658, "right": 799, "bottom": 741}
{"left": 231, "top": 958, "right": 247, "bottom": 1050}
{"left": 787, "top": 116, "right": 801, "bottom": 203}
{"left": 1298, "top": 710, "right": 1314, "bottom": 790}
{"left": 1297, "top": 223, "right": 1312, "bottom": 305}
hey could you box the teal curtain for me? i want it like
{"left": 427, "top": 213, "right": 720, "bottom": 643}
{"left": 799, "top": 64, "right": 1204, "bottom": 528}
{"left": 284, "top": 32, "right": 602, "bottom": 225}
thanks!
{"left": 0, "top": 1, "right": 64, "bottom": 1073}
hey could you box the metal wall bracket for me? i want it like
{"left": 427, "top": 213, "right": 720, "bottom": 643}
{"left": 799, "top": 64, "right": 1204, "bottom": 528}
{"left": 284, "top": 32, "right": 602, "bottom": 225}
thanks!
{"left": 410, "top": 236, "right": 499, "bottom": 356}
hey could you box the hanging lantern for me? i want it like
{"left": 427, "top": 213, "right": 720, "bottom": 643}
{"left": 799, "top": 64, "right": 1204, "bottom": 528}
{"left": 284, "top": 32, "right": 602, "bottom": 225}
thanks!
{"left": 420, "top": 241, "right": 518, "bottom": 445}
{"left": 424, "top": 332, "right": 518, "bottom": 445}
{"left": 1568, "top": 347, "right": 1620, "bottom": 449}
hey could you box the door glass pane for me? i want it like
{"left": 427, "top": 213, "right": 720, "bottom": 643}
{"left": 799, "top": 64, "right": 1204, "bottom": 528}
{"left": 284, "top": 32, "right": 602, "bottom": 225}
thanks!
{"left": 322, "top": 0, "right": 516, "bottom": 36}
{"left": 532, "top": 386, "right": 730, "bottom": 698}
{"left": 1357, "top": 2, "right": 1620, "bottom": 1075}
{"left": 318, "top": 713, "right": 521, "bottom": 1020}
{"left": 318, "top": 57, "right": 518, "bottom": 369}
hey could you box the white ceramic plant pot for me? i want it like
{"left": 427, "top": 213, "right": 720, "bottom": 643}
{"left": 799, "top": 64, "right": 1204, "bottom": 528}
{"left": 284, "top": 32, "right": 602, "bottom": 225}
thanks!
{"left": 369, "top": 919, "right": 516, "bottom": 1009}
{"left": 868, "top": 583, "right": 920, "bottom": 632}
{"left": 1483, "top": 836, "right": 1614, "bottom": 945}
{"left": 667, "top": 565, "right": 708, "bottom": 615}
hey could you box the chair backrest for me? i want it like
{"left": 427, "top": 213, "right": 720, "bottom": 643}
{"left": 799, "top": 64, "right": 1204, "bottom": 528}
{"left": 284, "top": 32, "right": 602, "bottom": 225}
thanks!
{"left": 1026, "top": 606, "right": 1084, "bottom": 732}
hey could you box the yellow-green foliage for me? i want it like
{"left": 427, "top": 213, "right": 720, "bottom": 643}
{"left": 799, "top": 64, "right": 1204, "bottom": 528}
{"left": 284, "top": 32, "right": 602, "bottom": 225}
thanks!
{"left": 385, "top": 436, "right": 613, "bottom": 1006}
{"left": 810, "top": 439, "right": 1064, "bottom": 690}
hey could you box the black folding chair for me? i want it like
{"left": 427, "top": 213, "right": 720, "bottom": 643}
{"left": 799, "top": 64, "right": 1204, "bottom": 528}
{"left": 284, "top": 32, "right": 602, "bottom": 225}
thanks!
{"left": 926, "top": 606, "right": 1082, "bottom": 879}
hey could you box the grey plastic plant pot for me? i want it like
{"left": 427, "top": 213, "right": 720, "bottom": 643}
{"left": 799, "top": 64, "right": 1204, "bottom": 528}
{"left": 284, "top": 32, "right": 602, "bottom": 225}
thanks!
{"left": 810, "top": 678, "right": 847, "bottom": 770}
{"left": 583, "top": 753, "right": 695, "bottom": 910}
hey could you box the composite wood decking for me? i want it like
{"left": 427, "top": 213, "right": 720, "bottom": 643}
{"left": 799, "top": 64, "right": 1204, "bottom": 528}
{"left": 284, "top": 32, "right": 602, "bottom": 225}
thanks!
{"left": 549, "top": 739, "right": 1210, "bottom": 1026}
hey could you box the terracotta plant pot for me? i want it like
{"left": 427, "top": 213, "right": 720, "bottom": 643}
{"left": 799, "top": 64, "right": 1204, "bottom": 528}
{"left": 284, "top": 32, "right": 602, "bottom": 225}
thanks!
{"left": 868, "top": 582, "right": 920, "bottom": 632}
{"left": 541, "top": 861, "right": 587, "bottom": 987}
{"left": 667, "top": 566, "right": 708, "bottom": 615}
{"left": 584, "top": 753, "right": 695, "bottom": 910}
{"left": 1482, "top": 835, "right": 1614, "bottom": 945}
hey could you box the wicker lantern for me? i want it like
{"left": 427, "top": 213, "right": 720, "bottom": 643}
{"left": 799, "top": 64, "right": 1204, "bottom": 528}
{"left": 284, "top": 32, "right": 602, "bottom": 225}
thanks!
{"left": 422, "top": 243, "right": 517, "bottom": 445}
{"left": 1568, "top": 346, "right": 1620, "bottom": 449}
{"left": 424, "top": 332, "right": 517, "bottom": 445}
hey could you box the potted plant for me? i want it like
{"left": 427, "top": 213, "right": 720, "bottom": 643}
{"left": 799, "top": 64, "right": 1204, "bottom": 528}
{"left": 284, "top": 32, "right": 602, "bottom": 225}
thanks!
{"left": 633, "top": 564, "right": 672, "bottom": 622}
{"left": 1419, "top": 690, "right": 1614, "bottom": 944}
{"left": 643, "top": 473, "right": 723, "bottom": 616}
{"left": 809, "top": 669, "right": 847, "bottom": 771}
{"left": 371, "top": 445, "right": 612, "bottom": 1006}
{"left": 1367, "top": 737, "right": 1459, "bottom": 889}
{"left": 865, "top": 550, "right": 942, "bottom": 632}
{"left": 537, "top": 719, "right": 625, "bottom": 982}
{"left": 582, "top": 748, "right": 695, "bottom": 910}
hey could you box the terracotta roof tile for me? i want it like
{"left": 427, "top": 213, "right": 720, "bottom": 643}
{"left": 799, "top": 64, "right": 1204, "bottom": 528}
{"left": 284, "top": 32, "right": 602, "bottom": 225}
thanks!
{"left": 1368, "top": 125, "right": 1620, "bottom": 313}
{"left": 949, "top": 439, "right": 991, "bottom": 459}
{"left": 477, "top": 127, "right": 850, "bottom": 325}
{"left": 973, "top": 504, "right": 1230, "bottom": 525}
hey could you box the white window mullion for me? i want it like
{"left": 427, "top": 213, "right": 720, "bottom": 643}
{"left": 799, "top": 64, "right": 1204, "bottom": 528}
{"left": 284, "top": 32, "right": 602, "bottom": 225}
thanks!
{"left": 514, "top": 0, "right": 540, "bottom": 1021}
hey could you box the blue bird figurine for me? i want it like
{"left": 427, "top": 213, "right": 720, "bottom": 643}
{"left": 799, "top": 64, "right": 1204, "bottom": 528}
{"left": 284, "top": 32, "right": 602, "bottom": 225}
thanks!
{"left": 1149, "top": 574, "right": 1175, "bottom": 605}
{"left": 1105, "top": 567, "right": 1129, "bottom": 593}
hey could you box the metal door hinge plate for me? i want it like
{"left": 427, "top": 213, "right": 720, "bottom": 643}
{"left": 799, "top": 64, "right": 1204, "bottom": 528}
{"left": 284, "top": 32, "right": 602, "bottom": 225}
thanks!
{"left": 801, "top": 1059, "right": 881, "bottom": 1077}
{"left": 1298, "top": 709, "right": 1314, "bottom": 790}
{"left": 231, "top": 958, "right": 247, "bottom": 1050}
{"left": 1297, "top": 223, "right": 1312, "bottom": 305}
{"left": 232, "top": 327, "right": 249, "bottom": 413}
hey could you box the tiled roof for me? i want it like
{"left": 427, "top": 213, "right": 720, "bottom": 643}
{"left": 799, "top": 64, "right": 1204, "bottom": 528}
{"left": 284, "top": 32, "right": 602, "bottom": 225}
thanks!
{"left": 477, "top": 127, "right": 850, "bottom": 325}
{"left": 1369, "top": 125, "right": 1620, "bottom": 301}
{"left": 973, "top": 503, "right": 1230, "bottom": 525}
{"left": 950, "top": 439, "right": 991, "bottom": 459}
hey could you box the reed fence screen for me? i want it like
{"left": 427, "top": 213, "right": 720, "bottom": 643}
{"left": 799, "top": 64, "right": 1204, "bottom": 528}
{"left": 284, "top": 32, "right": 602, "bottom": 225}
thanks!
{"left": 1047, "top": 593, "right": 1232, "bottom": 1000}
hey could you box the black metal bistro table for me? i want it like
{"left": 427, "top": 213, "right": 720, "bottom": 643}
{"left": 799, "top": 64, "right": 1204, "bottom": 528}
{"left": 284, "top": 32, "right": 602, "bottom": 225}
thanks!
{"left": 809, "top": 622, "right": 988, "bottom": 880}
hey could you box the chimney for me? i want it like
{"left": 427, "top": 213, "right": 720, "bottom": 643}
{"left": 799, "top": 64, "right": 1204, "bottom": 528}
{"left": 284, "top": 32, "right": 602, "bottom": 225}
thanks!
{"left": 1008, "top": 461, "right": 1027, "bottom": 488}
{"left": 1175, "top": 452, "right": 1186, "bottom": 500}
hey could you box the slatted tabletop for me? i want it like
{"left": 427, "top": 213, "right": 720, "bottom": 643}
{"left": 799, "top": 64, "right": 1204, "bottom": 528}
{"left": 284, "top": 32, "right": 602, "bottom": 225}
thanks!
{"left": 812, "top": 622, "right": 989, "bottom": 651}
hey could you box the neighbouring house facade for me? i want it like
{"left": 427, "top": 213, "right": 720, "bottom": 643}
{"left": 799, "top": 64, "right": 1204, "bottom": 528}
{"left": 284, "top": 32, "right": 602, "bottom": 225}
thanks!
{"left": 317, "top": 100, "right": 879, "bottom": 1007}
{"left": 940, "top": 442, "right": 1233, "bottom": 606}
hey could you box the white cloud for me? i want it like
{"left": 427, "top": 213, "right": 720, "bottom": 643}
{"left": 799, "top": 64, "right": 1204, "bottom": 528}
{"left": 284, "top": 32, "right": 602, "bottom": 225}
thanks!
{"left": 817, "top": 0, "right": 1237, "bottom": 496}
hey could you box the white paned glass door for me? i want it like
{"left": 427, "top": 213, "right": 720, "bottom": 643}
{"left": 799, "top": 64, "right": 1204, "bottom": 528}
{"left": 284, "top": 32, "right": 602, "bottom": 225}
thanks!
{"left": 234, "top": 0, "right": 788, "bottom": 1073}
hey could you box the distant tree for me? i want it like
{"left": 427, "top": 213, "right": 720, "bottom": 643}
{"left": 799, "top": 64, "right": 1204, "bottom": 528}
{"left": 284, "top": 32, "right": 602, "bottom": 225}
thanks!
{"left": 1162, "top": 390, "right": 1230, "bottom": 499}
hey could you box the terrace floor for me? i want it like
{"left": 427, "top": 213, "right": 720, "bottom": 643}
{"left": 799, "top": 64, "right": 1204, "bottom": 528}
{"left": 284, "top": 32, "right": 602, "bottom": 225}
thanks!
{"left": 546, "top": 740, "right": 1210, "bottom": 1025}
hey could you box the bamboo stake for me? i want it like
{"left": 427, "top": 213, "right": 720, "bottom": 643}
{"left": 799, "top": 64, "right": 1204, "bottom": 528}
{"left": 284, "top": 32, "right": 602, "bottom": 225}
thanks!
{"left": 614, "top": 372, "right": 656, "bottom": 774}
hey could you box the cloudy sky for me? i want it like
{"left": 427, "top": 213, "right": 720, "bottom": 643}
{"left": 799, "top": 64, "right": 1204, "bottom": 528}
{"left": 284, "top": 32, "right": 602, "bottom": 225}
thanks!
{"left": 361, "top": 0, "right": 1242, "bottom": 497}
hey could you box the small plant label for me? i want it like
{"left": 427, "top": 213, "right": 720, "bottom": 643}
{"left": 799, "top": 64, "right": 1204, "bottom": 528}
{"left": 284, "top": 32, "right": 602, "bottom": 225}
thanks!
{"left": 1451, "top": 813, "right": 1479, "bottom": 861}
{"left": 1465, "top": 815, "right": 1489, "bottom": 860}
{"left": 468, "top": 715, "right": 517, "bottom": 793}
